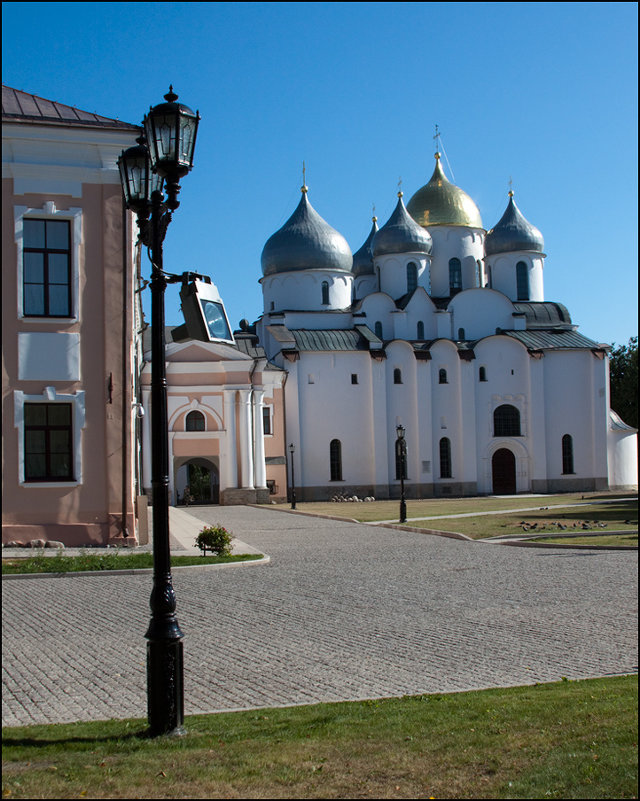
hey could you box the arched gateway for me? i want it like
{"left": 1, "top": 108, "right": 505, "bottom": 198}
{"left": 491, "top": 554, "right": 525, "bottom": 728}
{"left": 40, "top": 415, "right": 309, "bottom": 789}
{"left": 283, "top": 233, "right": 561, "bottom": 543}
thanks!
{"left": 492, "top": 448, "right": 516, "bottom": 494}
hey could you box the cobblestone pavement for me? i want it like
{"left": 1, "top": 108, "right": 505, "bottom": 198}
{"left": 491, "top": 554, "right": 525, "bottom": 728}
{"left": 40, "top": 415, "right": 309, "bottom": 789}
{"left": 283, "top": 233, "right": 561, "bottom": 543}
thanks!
{"left": 2, "top": 505, "right": 638, "bottom": 727}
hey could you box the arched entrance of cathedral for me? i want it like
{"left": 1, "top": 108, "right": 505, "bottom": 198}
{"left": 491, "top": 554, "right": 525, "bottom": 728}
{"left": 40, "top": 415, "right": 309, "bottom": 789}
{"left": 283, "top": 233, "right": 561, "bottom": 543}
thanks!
{"left": 492, "top": 448, "right": 516, "bottom": 494}
{"left": 176, "top": 459, "right": 220, "bottom": 505}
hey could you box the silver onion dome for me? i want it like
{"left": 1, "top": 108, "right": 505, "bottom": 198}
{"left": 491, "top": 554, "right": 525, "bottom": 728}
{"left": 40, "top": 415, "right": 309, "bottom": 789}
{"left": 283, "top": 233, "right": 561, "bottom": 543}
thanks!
{"left": 372, "top": 194, "right": 433, "bottom": 258}
{"left": 261, "top": 188, "right": 353, "bottom": 276}
{"left": 352, "top": 217, "right": 379, "bottom": 276}
{"left": 485, "top": 193, "right": 544, "bottom": 256}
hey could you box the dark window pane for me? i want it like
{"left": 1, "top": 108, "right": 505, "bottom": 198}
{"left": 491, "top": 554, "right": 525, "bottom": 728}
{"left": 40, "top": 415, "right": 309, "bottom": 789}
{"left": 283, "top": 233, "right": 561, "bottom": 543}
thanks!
{"left": 49, "top": 430, "right": 71, "bottom": 454}
{"left": 50, "top": 454, "right": 72, "bottom": 478}
{"left": 330, "top": 439, "right": 342, "bottom": 481}
{"left": 25, "top": 430, "right": 46, "bottom": 453}
{"left": 48, "top": 284, "right": 70, "bottom": 316}
{"left": 440, "top": 438, "right": 452, "bottom": 478}
{"left": 25, "top": 454, "right": 47, "bottom": 478}
{"left": 46, "top": 220, "right": 70, "bottom": 249}
{"left": 24, "top": 252, "right": 45, "bottom": 283}
{"left": 516, "top": 262, "right": 529, "bottom": 301}
{"left": 494, "top": 404, "right": 521, "bottom": 436}
{"left": 24, "top": 219, "right": 45, "bottom": 248}
{"left": 48, "top": 253, "right": 69, "bottom": 284}
{"left": 47, "top": 405, "right": 71, "bottom": 426}
{"left": 186, "top": 411, "right": 205, "bottom": 431}
{"left": 25, "top": 405, "right": 47, "bottom": 425}
{"left": 24, "top": 285, "right": 45, "bottom": 315}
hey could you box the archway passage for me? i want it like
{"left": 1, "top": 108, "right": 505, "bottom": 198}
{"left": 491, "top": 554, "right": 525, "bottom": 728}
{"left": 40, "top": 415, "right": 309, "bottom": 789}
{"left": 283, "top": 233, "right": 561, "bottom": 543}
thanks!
{"left": 178, "top": 460, "right": 220, "bottom": 505}
{"left": 492, "top": 448, "right": 516, "bottom": 494}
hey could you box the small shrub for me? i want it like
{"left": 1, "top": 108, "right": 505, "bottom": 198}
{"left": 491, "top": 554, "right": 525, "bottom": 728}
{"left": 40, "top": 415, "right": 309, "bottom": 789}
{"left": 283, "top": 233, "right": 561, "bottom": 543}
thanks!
{"left": 195, "top": 525, "right": 233, "bottom": 556}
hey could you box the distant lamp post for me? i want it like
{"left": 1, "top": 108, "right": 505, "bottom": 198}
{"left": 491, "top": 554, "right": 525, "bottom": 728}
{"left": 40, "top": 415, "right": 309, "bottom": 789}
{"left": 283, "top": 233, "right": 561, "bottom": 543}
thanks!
{"left": 118, "top": 87, "right": 200, "bottom": 738}
{"left": 289, "top": 443, "right": 297, "bottom": 509}
{"left": 396, "top": 424, "right": 407, "bottom": 523}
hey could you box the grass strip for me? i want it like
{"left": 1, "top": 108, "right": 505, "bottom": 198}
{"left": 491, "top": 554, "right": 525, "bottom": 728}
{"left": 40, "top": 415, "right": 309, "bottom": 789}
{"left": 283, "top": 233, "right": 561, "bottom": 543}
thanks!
{"left": 1, "top": 552, "right": 262, "bottom": 575}
{"left": 408, "top": 501, "right": 638, "bottom": 540}
{"left": 298, "top": 492, "right": 636, "bottom": 523}
{"left": 2, "top": 675, "right": 637, "bottom": 799}
{"left": 530, "top": 533, "right": 637, "bottom": 547}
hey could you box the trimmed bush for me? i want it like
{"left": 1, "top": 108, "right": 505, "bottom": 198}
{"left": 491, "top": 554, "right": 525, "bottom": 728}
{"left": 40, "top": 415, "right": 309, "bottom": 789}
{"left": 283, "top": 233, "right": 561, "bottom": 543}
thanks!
{"left": 195, "top": 525, "right": 233, "bottom": 556}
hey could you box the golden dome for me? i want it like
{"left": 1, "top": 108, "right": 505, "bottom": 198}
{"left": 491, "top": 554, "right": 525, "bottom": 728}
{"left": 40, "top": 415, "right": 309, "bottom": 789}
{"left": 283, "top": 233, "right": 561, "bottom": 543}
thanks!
{"left": 406, "top": 154, "right": 483, "bottom": 229}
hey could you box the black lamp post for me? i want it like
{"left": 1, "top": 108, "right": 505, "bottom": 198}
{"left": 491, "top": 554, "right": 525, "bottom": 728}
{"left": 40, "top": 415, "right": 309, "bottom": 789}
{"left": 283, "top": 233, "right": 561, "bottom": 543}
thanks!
{"left": 118, "top": 87, "right": 200, "bottom": 737}
{"left": 289, "top": 443, "right": 297, "bottom": 509}
{"left": 396, "top": 424, "right": 407, "bottom": 523}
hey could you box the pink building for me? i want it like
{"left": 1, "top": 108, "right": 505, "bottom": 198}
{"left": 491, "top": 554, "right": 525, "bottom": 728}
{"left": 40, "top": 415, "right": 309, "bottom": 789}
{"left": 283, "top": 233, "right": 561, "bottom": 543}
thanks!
{"left": 2, "top": 86, "right": 143, "bottom": 546}
{"left": 2, "top": 87, "right": 290, "bottom": 547}
{"left": 141, "top": 324, "right": 288, "bottom": 506}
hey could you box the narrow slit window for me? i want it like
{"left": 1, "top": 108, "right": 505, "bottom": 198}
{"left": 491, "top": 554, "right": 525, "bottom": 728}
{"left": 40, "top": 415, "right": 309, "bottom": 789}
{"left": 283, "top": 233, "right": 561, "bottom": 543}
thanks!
{"left": 562, "top": 434, "right": 574, "bottom": 474}
{"left": 407, "top": 261, "right": 418, "bottom": 293}
{"left": 439, "top": 437, "right": 452, "bottom": 478}
{"left": 516, "top": 261, "right": 529, "bottom": 301}
{"left": 449, "top": 258, "right": 462, "bottom": 296}
{"left": 330, "top": 439, "right": 342, "bottom": 481}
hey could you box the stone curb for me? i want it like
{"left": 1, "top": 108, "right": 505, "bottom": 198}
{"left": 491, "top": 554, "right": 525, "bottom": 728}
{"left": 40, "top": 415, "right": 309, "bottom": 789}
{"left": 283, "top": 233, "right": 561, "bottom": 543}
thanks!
{"left": 1, "top": 554, "right": 270, "bottom": 581}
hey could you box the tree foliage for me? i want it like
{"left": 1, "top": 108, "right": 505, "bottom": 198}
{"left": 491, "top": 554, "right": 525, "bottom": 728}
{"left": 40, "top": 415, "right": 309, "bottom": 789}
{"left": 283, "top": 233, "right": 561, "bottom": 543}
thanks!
{"left": 609, "top": 336, "right": 638, "bottom": 429}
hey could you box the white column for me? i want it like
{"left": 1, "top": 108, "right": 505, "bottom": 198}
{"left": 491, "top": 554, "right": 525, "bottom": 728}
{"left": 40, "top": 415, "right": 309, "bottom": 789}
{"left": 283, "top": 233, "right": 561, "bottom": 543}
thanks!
{"left": 252, "top": 389, "right": 267, "bottom": 488}
{"left": 238, "top": 389, "right": 254, "bottom": 488}
{"left": 223, "top": 390, "right": 238, "bottom": 490}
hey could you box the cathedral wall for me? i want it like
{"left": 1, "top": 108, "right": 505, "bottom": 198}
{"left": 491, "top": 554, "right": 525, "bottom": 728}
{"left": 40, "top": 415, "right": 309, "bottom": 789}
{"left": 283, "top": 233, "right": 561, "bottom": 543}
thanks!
{"left": 449, "top": 289, "right": 515, "bottom": 340}
{"left": 295, "top": 351, "right": 376, "bottom": 492}
{"left": 262, "top": 270, "right": 352, "bottom": 313}
{"left": 375, "top": 253, "right": 430, "bottom": 299}
{"left": 354, "top": 274, "right": 377, "bottom": 301}
{"left": 473, "top": 337, "right": 532, "bottom": 493}
{"left": 487, "top": 253, "right": 544, "bottom": 302}
{"left": 542, "top": 350, "right": 608, "bottom": 486}
{"left": 607, "top": 429, "right": 638, "bottom": 489}
{"left": 359, "top": 293, "right": 397, "bottom": 340}
{"left": 428, "top": 227, "right": 484, "bottom": 297}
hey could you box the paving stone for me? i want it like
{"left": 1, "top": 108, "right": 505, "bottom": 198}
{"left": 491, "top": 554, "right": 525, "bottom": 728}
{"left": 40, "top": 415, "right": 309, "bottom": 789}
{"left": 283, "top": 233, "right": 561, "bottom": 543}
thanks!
{"left": 2, "top": 505, "right": 637, "bottom": 727}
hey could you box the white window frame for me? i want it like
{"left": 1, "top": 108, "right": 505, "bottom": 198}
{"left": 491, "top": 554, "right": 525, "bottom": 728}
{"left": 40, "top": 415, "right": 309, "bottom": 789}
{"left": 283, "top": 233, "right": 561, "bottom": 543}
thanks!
{"left": 14, "top": 387, "right": 86, "bottom": 487}
{"left": 15, "top": 201, "right": 82, "bottom": 322}
{"left": 262, "top": 404, "right": 273, "bottom": 436}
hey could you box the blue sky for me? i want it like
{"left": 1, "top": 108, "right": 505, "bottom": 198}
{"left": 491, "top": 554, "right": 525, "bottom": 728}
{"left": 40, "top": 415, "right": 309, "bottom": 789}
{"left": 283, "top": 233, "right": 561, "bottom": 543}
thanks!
{"left": 3, "top": 1, "right": 637, "bottom": 347}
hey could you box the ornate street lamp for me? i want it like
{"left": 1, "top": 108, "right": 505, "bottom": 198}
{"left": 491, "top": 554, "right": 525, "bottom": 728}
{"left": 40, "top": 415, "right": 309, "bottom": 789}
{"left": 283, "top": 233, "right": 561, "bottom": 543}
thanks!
{"left": 395, "top": 424, "right": 407, "bottom": 523}
{"left": 289, "top": 443, "right": 297, "bottom": 509}
{"left": 118, "top": 87, "right": 200, "bottom": 738}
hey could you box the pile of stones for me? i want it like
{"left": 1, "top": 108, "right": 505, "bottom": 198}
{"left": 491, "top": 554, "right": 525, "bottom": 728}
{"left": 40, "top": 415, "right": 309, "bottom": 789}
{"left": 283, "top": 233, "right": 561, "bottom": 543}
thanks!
{"left": 330, "top": 493, "right": 375, "bottom": 503}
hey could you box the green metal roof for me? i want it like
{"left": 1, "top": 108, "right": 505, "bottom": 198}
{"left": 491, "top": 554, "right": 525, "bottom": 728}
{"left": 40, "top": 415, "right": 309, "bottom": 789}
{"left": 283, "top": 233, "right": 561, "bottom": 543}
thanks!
{"left": 291, "top": 329, "right": 367, "bottom": 352}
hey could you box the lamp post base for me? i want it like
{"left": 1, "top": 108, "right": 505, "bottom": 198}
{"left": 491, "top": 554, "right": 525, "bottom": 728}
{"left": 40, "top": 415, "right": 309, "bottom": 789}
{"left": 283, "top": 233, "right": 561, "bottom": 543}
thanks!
{"left": 146, "top": 639, "right": 185, "bottom": 737}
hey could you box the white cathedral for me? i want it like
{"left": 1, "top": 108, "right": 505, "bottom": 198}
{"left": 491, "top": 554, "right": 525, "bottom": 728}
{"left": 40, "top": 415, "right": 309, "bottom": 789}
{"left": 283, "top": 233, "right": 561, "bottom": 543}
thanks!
{"left": 248, "top": 152, "right": 637, "bottom": 500}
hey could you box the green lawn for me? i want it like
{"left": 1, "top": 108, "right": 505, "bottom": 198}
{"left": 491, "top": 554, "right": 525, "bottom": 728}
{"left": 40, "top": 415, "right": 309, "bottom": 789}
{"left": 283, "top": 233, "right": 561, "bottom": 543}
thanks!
{"left": 296, "top": 492, "right": 636, "bottom": 524}
{"left": 2, "top": 676, "right": 637, "bottom": 799}
{"left": 1, "top": 552, "right": 262, "bottom": 575}
{"left": 404, "top": 501, "right": 638, "bottom": 540}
